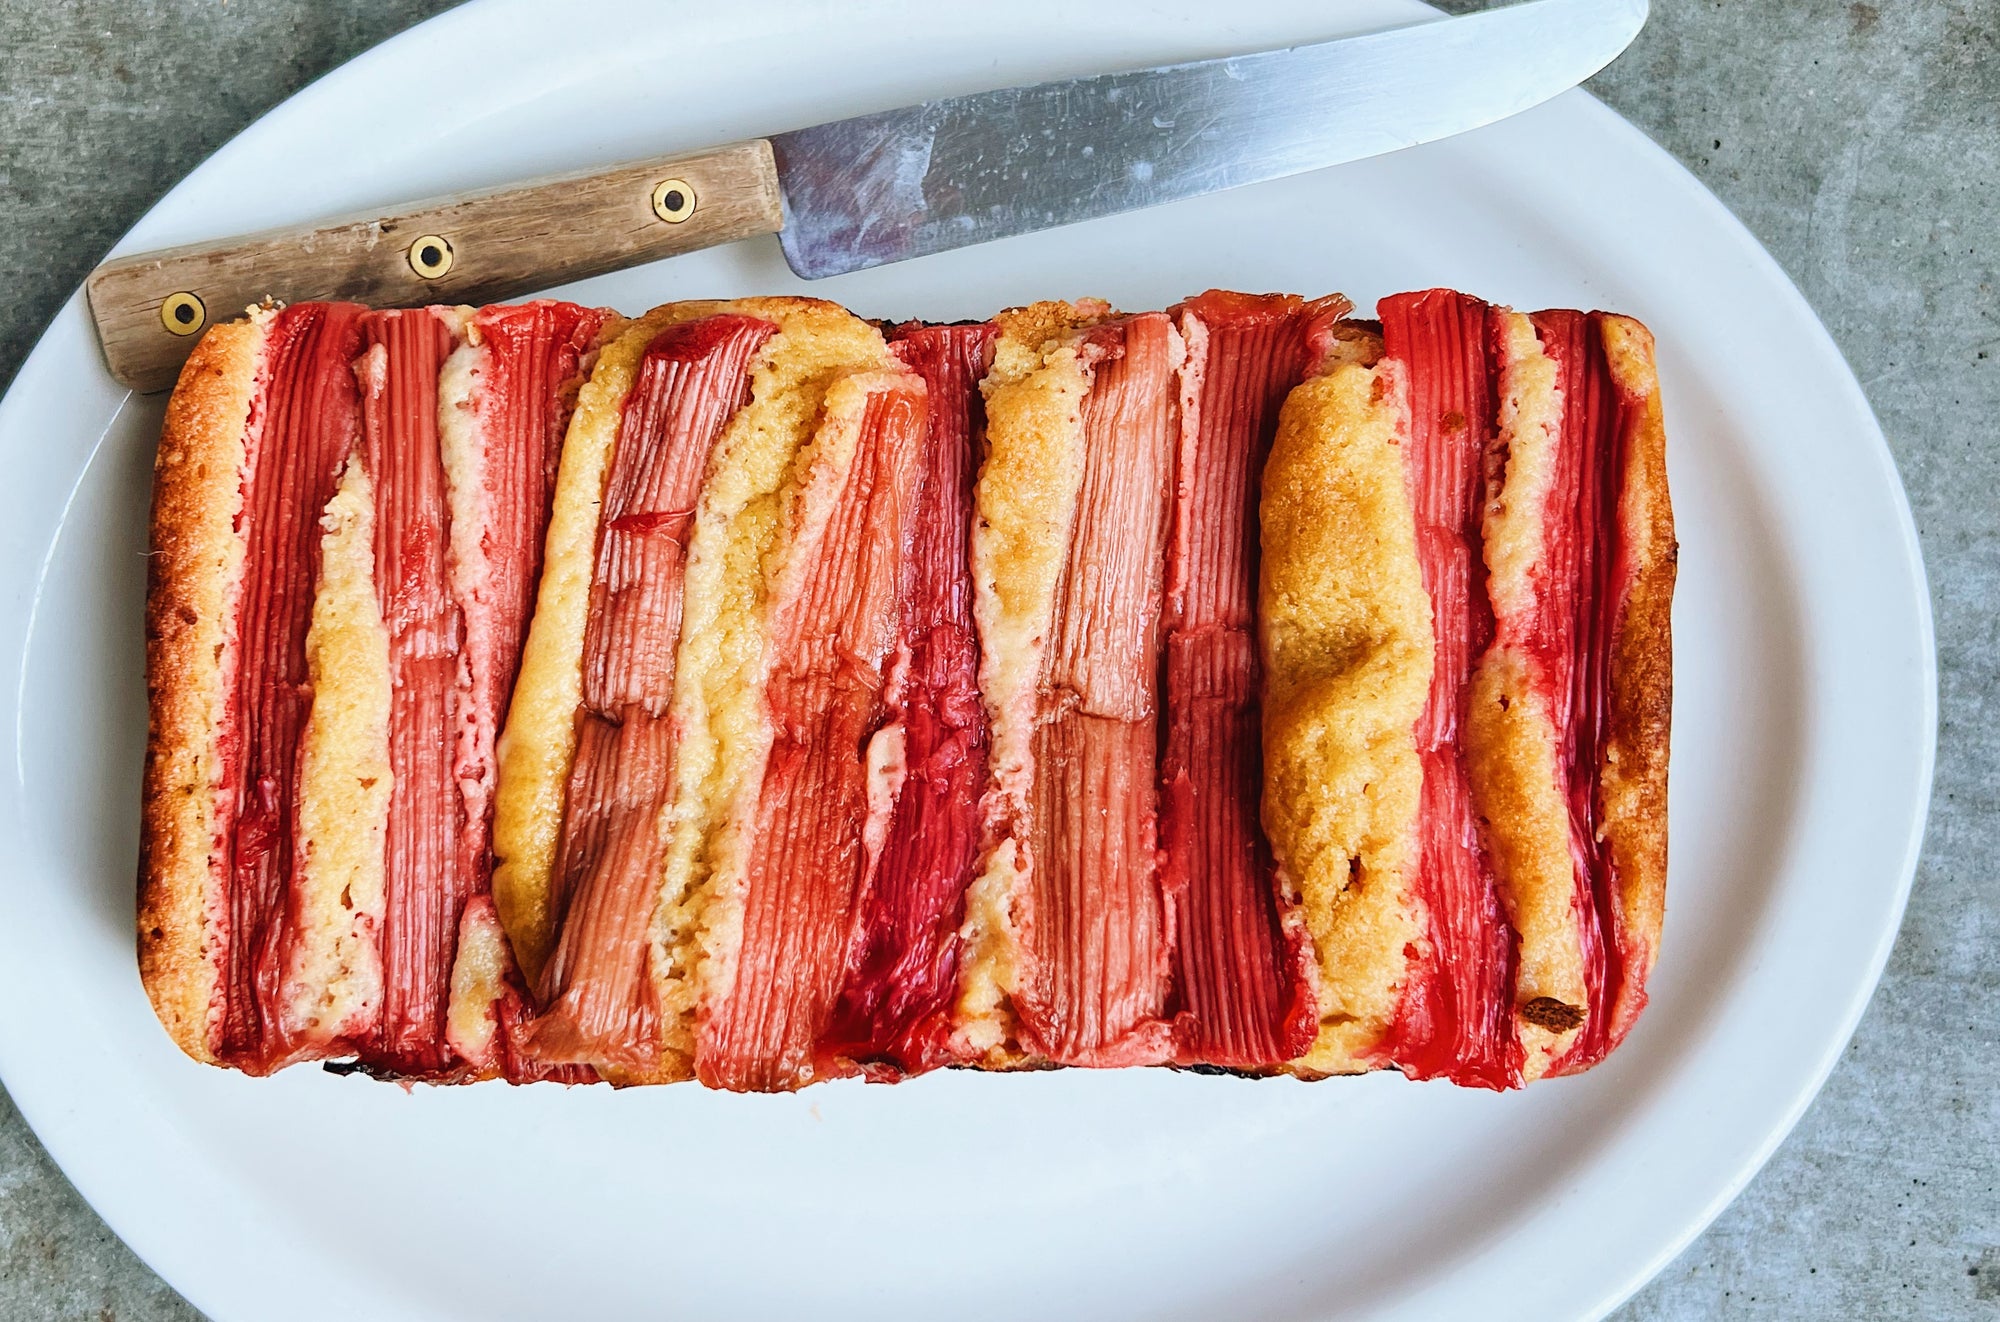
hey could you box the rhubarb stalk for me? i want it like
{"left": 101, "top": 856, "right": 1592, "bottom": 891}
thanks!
{"left": 442, "top": 301, "right": 609, "bottom": 1080}
{"left": 1163, "top": 292, "right": 1334, "bottom": 1068}
{"left": 527, "top": 314, "right": 776, "bottom": 1068}
{"left": 699, "top": 370, "right": 928, "bottom": 1091}
{"left": 1017, "top": 313, "right": 1180, "bottom": 1067}
{"left": 819, "top": 323, "right": 996, "bottom": 1077}
{"left": 217, "top": 301, "right": 368, "bottom": 1071}
{"left": 1376, "top": 289, "right": 1522, "bottom": 1090}
{"left": 356, "top": 308, "right": 465, "bottom": 1074}
{"left": 1533, "top": 310, "right": 1633, "bottom": 1077}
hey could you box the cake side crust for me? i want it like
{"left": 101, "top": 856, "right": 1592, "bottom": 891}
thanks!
{"left": 138, "top": 313, "right": 266, "bottom": 1063}
{"left": 1597, "top": 313, "right": 1675, "bottom": 1046}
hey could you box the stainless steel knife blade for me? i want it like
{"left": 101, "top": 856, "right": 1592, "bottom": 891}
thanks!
{"left": 771, "top": 0, "right": 1647, "bottom": 279}
{"left": 87, "top": 0, "right": 1647, "bottom": 391}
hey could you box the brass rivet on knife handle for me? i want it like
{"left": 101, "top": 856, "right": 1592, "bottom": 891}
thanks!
{"left": 651, "top": 178, "right": 696, "bottom": 224}
{"left": 84, "top": 138, "right": 784, "bottom": 393}
{"left": 158, "top": 291, "right": 205, "bottom": 337}
{"left": 407, "top": 234, "right": 455, "bottom": 279}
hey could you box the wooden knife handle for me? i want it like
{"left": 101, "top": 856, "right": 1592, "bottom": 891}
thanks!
{"left": 86, "top": 139, "right": 784, "bottom": 393}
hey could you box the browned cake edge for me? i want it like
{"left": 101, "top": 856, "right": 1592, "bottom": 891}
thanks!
{"left": 1598, "top": 314, "right": 1675, "bottom": 1045}
{"left": 138, "top": 312, "right": 266, "bottom": 1063}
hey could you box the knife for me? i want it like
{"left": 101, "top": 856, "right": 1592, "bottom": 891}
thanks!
{"left": 85, "top": 0, "right": 1647, "bottom": 392}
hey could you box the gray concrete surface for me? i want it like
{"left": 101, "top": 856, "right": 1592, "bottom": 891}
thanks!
{"left": 0, "top": 0, "right": 1993, "bottom": 1316}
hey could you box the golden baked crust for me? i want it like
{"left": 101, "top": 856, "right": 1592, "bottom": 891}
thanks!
{"left": 1259, "top": 341, "right": 1434, "bottom": 1077}
{"left": 138, "top": 312, "right": 267, "bottom": 1063}
{"left": 1597, "top": 314, "right": 1675, "bottom": 1043}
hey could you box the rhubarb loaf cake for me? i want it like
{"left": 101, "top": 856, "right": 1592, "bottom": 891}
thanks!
{"left": 138, "top": 287, "right": 1672, "bottom": 1091}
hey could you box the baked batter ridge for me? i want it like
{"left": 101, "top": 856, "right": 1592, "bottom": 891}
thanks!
{"left": 1260, "top": 334, "right": 1435, "bottom": 1077}
{"left": 1464, "top": 308, "right": 1590, "bottom": 1078}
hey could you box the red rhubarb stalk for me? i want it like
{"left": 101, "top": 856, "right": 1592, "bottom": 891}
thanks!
{"left": 699, "top": 374, "right": 928, "bottom": 1091}
{"left": 1533, "top": 311, "right": 1638, "bottom": 1077}
{"left": 453, "top": 301, "right": 609, "bottom": 877}
{"left": 528, "top": 314, "right": 776, "bottom": 1068}
{"left": 1377, "top": 289, "right": 1522, "bottom": 1090}
{"left": 1018, "top": 313, "right": 1179, "bottom": 1067}
{"left": 449, "top": 301, "right": 608, "bottom": 1082}
{"left": 818, "top": 323, "right": 996, "bottom": 1077}
{"left": 1163, "top": 292, "right": 1327, "bottom": 1068}
{"left": 357, "top": 308, "right": 465, "bottom": 1074}
{"left": 218, "top": 302, "right": 368, "bottom": 1072}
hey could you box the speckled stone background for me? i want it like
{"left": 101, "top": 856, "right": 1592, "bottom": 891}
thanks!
{"left": 0, "top": 1, "right": 1993, "bottom": 1317}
